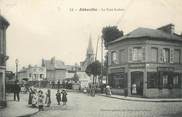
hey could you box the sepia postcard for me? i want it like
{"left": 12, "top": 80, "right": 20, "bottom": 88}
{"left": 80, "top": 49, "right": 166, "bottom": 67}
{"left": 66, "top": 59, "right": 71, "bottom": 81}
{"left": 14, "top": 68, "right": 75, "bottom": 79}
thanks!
{"left": 0, "top": 0, "right": 182, "bottom": 117}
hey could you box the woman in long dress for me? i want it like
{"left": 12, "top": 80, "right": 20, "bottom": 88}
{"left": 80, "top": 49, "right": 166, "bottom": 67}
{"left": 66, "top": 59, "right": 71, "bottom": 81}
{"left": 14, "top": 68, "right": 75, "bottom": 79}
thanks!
{"left": 61, "top": 89, "right": 67, "bottom": 105}
{"left": 45, "top": 89, "right": 51, "bottom": 107}
{"left": 32, "top": 91, "right": 37, "bottom": 107}
{"left": 28, "top": 88, "right": 33, "bottom": 105}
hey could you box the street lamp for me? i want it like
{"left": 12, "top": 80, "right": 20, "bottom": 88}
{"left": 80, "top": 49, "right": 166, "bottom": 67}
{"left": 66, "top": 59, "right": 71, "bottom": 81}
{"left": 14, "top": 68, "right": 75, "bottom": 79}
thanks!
{"left": 15, "top": 59, "right": 19, "bottom": 81}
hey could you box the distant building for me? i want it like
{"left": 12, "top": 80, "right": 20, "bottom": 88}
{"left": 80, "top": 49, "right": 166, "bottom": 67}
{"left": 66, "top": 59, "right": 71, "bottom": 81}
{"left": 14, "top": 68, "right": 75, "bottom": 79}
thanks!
{"left": 80, "top": 36, "right": 95, "bottom": 71}
{"left": 18, "top": 65, "right": 46, "bottom": 81}
{"left": 107, "top": 24, "right": 182, "bottom": 98}
{"left": 5, "top": 71, "right": 15, "bottom": 81}
{"left": 76, "top": 71, "right": 92, "bottom": 88}
{"left": 0, "top": 15, "right": 9, "bottom": 106}
{"left": 42, "top": 57, "right": 66, "bottom": 82}
{"left": 65, "top": 64, "right": 81, "bottom": 80}
{"left": 66, "top": 64, "right": 81, "bottom": 73}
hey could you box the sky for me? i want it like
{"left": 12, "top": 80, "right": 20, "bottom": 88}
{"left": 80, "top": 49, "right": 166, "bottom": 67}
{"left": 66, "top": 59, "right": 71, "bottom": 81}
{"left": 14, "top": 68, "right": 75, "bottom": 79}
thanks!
{"left": 0, "top": 0, "right": 182, "bottom": 72}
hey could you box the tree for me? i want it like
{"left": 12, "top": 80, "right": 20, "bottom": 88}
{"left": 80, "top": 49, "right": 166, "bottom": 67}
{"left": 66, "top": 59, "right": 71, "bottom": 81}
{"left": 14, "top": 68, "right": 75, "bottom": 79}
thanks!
{"left": 102, "top": 26, "right": 123, "bottom": 47}
{"left": 85, "top": 60, "right": 102, "bottom": 84}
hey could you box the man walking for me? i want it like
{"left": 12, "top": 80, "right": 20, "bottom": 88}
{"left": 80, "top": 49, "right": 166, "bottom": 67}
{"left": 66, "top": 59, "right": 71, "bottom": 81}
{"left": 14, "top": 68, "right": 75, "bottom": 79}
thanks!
{"left": 14, "top": 81, "right": 21, "bottom": 101}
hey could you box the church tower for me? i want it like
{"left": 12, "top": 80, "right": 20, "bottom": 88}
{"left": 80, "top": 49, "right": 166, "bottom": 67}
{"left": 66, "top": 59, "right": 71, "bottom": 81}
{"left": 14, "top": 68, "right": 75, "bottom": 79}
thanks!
{"left": 86, "top": 35, "right": 94, "bottom": 63}
{"left": 80, "top": 35, "right": 95, "bottom": 71}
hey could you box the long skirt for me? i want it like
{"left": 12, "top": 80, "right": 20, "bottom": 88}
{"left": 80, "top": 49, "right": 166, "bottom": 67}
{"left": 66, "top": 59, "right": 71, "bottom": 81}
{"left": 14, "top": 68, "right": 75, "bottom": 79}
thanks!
{"left": 28, "top": 93, "right": 32, "bottom": 104}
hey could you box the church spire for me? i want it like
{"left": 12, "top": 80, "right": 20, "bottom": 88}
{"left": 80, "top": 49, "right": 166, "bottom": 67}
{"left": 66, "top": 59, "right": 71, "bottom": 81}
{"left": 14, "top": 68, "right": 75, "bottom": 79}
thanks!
{"left": 87, "top": 35, "right": 94, "bottom": 55}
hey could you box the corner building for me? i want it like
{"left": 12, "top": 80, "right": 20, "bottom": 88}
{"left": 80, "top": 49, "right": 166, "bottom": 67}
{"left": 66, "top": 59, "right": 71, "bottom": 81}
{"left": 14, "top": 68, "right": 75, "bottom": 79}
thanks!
{"left": 107, "top": 24, "right": 182, "bottom": 98}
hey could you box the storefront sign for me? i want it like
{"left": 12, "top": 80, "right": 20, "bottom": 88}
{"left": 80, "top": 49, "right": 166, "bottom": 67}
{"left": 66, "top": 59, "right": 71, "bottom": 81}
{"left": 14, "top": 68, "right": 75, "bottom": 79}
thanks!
{"left": 157, "top": 67, "right": 174, "bottom": 72}
{"left": 110, "top": 67, "right": 125, "bottom": 73}
{"left": 129, "top": 64, "right": 145, "bottom": 68}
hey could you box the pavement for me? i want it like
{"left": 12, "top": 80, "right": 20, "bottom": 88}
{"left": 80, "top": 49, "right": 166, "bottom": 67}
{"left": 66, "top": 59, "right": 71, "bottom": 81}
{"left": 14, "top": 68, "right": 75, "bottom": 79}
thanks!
{"left": 1, "top": 89, "right": 182, "bottom": 117}
{"left": 99, "top": 94, "right": 182, "bottom": 102}
{"left": 32, "top": 89, "right": 182, "bottom": 117}
{"left": 0, "top": 93, "right": 38, "bottom": 117}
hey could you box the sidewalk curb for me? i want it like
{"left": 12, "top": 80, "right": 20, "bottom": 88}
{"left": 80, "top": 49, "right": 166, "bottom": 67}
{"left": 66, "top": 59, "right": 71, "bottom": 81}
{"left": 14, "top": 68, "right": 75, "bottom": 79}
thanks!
{"left": 99, "top": 94, "right": 182, "bottom": 102}
{"left": 17, "top": 111, "right": 39, "bottom": 117}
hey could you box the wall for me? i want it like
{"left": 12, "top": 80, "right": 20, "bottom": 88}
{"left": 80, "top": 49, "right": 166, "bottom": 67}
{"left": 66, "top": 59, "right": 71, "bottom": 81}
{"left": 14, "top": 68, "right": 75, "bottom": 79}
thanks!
{"left": 55, "top": 69, "right": 66, "bottom": 81}
{"left": 145, "top": 89, "right": 182, "bottom": 98}
{"left": 0, "top": 68, "right": 6, "bottom": 106}
{"left": 111, "top": 88, "right": 124, "bottom": 95}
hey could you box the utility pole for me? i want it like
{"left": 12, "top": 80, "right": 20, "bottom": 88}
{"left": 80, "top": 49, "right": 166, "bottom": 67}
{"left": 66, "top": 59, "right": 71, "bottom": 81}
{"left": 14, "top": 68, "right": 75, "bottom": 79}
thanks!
{"left": 94, "top": 36, "right": 100, "bottom": 85}
{"left": 15, "top": 59, "right": 19, "bottom": 81}
{"left": 95, "top": 36, "right": 100, "bottom": 61}
{"left": 101, "top": 36, "right": 103, "bottom": 85}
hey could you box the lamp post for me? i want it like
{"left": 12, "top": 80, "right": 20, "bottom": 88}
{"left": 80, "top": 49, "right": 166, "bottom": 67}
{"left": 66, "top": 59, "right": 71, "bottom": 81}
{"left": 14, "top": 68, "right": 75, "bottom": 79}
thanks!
{"left": 15, "top": 59, "right": 19, "bottom": 81}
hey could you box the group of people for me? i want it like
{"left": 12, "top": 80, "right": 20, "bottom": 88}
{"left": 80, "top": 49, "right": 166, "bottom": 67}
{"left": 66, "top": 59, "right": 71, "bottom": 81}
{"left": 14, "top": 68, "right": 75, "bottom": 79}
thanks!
{"left": 28, "top": 87, "right": 67, "bottom": 111}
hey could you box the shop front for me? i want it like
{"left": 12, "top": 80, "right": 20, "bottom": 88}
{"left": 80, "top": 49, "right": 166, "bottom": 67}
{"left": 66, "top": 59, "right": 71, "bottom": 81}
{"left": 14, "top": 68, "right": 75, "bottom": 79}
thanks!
{"left": 108, "top": 67, "right": 127, "bottom": 95}
{"left": 146, "top": 67, "right": 182, "bottom": 98}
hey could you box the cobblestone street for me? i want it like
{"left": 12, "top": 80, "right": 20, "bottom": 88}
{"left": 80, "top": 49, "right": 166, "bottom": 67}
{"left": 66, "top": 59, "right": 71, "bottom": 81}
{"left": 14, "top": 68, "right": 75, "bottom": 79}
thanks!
{"left": 30, "top": 89, "right": 182, "bottom": 117}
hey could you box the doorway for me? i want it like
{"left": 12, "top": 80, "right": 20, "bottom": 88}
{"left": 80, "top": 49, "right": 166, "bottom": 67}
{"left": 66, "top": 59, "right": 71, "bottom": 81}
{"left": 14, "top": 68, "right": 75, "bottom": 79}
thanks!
{"left": 131, "top": 71, "right": 143, "bottom": 96}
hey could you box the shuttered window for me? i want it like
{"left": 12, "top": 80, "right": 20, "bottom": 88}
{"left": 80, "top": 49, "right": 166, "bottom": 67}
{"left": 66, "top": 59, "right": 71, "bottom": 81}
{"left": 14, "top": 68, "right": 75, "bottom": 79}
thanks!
{"left": 174, "top": 49, "right": 180, "bottom": 64}
{"left": 132, "top": 47, "right": 143, "bottom": 61}
{"left": 128, "top": 47, "right": 145, "bottom": 62}
{"left": 128, "top": 47, "right": 133, "bottom": 62}
{"left": 170, "top": 49, "right": 174, "bottom": 63}
{"left": 151, "top": 47, "right": 158, "bottom": 62}
{"left": 120, "top": 49, "right": 125, "bottom": 63}
{"left": 162, "top": 48, "right": 170, "bottom": 63}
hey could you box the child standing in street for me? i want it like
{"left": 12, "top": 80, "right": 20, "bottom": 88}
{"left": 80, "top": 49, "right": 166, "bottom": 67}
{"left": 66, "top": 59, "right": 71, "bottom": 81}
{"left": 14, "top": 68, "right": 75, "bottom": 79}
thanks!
{"left": 56, "top": 89, "right": 61, "bottom": 105}
{"left": 38, "top": 90, "right": 44, "bottom": 111}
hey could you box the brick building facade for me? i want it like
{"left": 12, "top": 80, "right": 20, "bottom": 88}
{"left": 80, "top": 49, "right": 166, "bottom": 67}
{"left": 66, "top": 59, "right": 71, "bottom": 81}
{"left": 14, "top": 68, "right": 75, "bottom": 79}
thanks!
{"left": 107, "top": 24, "right": 182, "bottom": 98}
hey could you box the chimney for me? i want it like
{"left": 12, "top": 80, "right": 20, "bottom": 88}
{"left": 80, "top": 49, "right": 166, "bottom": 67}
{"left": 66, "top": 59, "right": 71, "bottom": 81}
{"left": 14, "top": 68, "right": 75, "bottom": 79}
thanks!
{"left": 157, "top": 24, "right": 174, "bottom": 34}
{"left": 51, "top": 56, "right": 55, "bottom": 65}
{"left": 28, "top": 64, "right": 32, "bottom": 68}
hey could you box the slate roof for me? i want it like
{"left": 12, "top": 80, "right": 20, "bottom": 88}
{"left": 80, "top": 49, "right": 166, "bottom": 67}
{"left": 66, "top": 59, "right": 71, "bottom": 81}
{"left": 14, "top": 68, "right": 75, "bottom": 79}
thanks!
{"left": 76, "top": 72, "right": 90, "bottom": 80}
{"left": 43, "top": 59, "right": 66, "bottom": 70}
{"left": 110, "top": 27, "right": 182, "bottom": 44}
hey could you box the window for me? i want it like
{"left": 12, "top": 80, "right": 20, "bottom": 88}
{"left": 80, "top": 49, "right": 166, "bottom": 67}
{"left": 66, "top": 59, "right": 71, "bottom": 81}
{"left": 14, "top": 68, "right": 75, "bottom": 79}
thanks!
{"left": 111, "top": 51, "right": 118, "bottom": 64}
{"left": 40, "top": 74, "right": 44, "bottom": 78}
{"left": 151, "top": 48, "right": 158, "bottom": 62}
{"left": 132, "top": 47, "right": 143, "bottom": 61}
{"left": 162, "top": 48, "right": 170, "bottom": 63}
{"left": 163, "top": 75, "right": 168, "bottom": 88}
{"left": 120, "top": 49, "right": 125, "bottom": 63}
{"left": 173, "top": 76, "right": 178, "bottom": 87}
{"left": 174, "top": 49, "right": 181, "bottom": 64}
{"left": 110, "top": 73, "right": 126, "bottom": 89}
{"left": 173, "top": 74, "right": 181, "bottom": 88}
{"left": 147, "top": 72, "right": 158, "bottom": 88}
